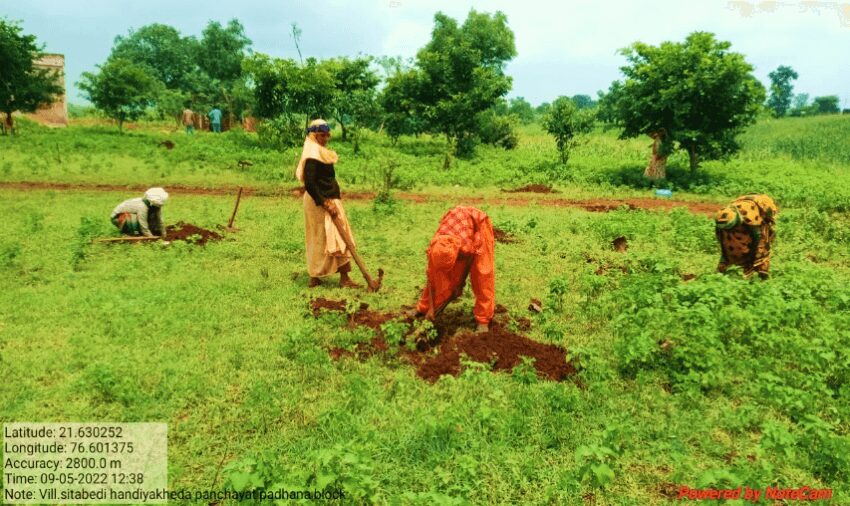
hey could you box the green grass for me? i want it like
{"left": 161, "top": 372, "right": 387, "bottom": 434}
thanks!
{"left": 1, "top": 116, "right": 848, "bottom": 504}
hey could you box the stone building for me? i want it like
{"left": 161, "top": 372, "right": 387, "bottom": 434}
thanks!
{"left": 24, "top": 53, "right": 67, "bottom": 127}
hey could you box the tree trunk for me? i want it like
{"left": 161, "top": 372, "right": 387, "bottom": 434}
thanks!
{"left": 688, "top": 144, "right": 699, "bottom": 172}
{"left": 340, "top": 121, "right": 347, "bottom": 141}
{"left": 4, "top": 112, "right": 14, "bottom": 136}
{"left": 644, "top": 130, "right": 668, "bottom": 180}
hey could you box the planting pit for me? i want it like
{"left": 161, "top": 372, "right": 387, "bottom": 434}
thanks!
{"left": 165, "top": 222, "right": 223, "bottom": 245}
{"left": 311, "top": 297, "right": 578, "bottom": 383}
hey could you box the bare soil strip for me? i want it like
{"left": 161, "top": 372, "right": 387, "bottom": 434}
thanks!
{"left": 0, "top": 181, "right": 719, "bottom": 215}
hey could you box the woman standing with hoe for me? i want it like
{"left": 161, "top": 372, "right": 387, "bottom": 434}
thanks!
{"left": 297, "top": 119, "right": 361, "bottom": 288}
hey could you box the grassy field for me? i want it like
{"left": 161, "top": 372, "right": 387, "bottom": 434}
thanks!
{"left": 1, "top": 115, "right": 848, "bottom": 505}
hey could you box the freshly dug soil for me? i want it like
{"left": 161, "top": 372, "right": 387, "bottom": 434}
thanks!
{"left": 416, "top": 323, "right": 576, "bottom": 382}
{"left": 311, "top": 297, "right": 578, "bottom": 383}
{"left": 493, "top": 227, "right": 517, "bottom": 244}
{"left": 502, "top": 184, "right": 558, "bottom": 194}
{"left": 165, "top": 222, "right": 223, "bottom": 245}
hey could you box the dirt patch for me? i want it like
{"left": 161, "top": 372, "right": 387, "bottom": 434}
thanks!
{"left": 165, "top": 222, "right": 223, "bottom": 245}
{"left": 0, "top": 181, "right": 720, "bottom": 215}
{"left": 311, "top": 297, "right": 578, "bottom": 383}
{"left": 416, "top": 324, "right": 576, "bottom": 382}
{"left": 502, "top": 184, "right": 558, "bottom": 194}
{"left": 612, "top": 236, "right": 628, "bottom": 252}
{"left": 493, "top": 227, "right": 517, "bottom": 244}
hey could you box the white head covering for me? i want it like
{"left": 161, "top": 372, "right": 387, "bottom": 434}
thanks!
{"left": 295, "top": 119, "right": 339, "bottom": 183}
{"left": 144, "top": 187, "right": 169, "bottom": 206}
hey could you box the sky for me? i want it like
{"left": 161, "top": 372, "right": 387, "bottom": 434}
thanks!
{"left": 2, "top": 0, "right": 849, "bottom": 107}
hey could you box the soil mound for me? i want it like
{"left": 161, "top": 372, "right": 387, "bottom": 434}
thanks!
{"left": 502, "top": 184, "right": 558, "bottom": 194}
{"left": 311, "top": 298, "right": 578, "bottom": 383}
{"left": 165, "top": 222, "right": 223, "bottom": 245}
{"left": 416, "top": 324, "right": 576, "bottom": 382}
{"left": 493, "top": 227, "right": 517, "bottom": 244}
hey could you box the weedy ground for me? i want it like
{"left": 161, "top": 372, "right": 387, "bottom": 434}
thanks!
{"left": 0, "top": 115, "right": 848, "bottom": 504}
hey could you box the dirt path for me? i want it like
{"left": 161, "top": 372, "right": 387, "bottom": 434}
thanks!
{"left": 0, "top": 180, "right": 720, "bottom": 215}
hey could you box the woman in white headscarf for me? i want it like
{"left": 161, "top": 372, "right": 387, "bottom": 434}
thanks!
{"left": 110, "top": 187, "right": 169, "bottom": 237}
{"left": 297, "top": 119, "right": 360, "bottom": 288}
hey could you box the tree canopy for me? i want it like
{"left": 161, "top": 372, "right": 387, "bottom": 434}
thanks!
{"left": 767, "top": 65, "right": 798, "bottom": 117}
{"left": 0, "top": 18, "right": 64, "bottom": 133}
{"left": 603, "top": 31, "right": 765, "bottom": 172}
{"left": 78, "top": 58, "right": 161, "bottom": 130}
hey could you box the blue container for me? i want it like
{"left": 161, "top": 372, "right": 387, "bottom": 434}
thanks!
{"left": 655, "top": 189, "right": 673, "bottom": 198}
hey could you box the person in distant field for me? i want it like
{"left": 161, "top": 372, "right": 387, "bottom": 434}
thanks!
{"left": 297, "top": 119, "right": 361, "bottom": 288}
{"left": 111, "top": 188, "right": 169, "bottom": 237}
{"left": 410, "top": 206, "right": 496, "bottom": 333}
{"left": 715, "top": 194, "right": 778, "bottom": 279}
{"left": 208, "top": 106, "right": 223, "bottom": 133}
{"left": 182, "top": 106, "right": 195, "bottom": 134}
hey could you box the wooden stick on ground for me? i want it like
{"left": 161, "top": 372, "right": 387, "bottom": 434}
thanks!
{"left": 93, "top": 236, "right": 161, "bottom": 243}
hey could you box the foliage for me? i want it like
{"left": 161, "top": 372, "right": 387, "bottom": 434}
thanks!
{"left": 604, "top": 31, "right": 766, "bottom": 171}
{"left": 766, "top": 65, "right": 798, "bottom": 117}
{"left": 813, "top": 95, "right": 840, "bottom": 115}
{"left": 0, "top": 18, "right": 64, "bottom": 133}
{"left": 78, "top": 58, "right": 161, "bottom": 130}
{"left": 327, "top": 57, "right": 381, "bottom": 152}
{"left": 391, "top": 10, "right": 517, "bottom": 157}
{"left": 543, "top": 96, "right": 594, "bottom": 165}
{"left": 110, "top": 23, "right": 196, "bottom": 91}
{"left": 477, "top": 109, "right": 518, "bottom": 149}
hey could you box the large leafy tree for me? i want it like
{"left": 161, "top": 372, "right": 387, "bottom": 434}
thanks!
{"left": 243, "top": 54, "right": 337, "bottom": 147}
{"left": 604, "top": 32, "right": 765, "bottom": 173}
{"left": 767, "top": 65, "right": 798, "bottom": 117}
{"left": 197, "top": 19, "right": 251, "bottom": 83}
{"left": 110, "top": 24, "right": 196, "bottom": 91}
{"left": 78, "top": 58, "right": 161, "bottom": 130}
{"left": 194, "top": 19, "right": 253, "bottom": 124}
{"left": 399, "top": 10, "right": 517, "bottom": 157}
{"left": 326, "top": 56, "right": 380, "bottom": 149}
{"left": 0, "top": 19, "right": 63, "bottom": 134}
{"left": 380, "top": 69, "right": 425, "bottom": 144}
{"left": 813, "top": 95, "right": 840, "bottom": 114}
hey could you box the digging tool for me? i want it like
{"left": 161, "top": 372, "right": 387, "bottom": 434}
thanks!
{"left": 225, "top": 187, "right": 243, "bottom": 231}
{"left": 329, "top": 214, "right": 384, "bottom": 292}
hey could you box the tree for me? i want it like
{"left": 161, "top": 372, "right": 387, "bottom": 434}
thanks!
{"left": 197, "top": 19, "right": 251, "bottom": 83}
{"left": 195, "top": 19, "right": 252, "bottom": 126}
{"left": 543, "top": 96, "right": 594, "bottom": 165}
{"left": 0, "top": 19, "right": 63, "bottom": 134}
{"left": 78, "top": 58, "right": 160, "bottom": 130}
{"left": 405, "top": 10, "right": 517, "bottom": 157}
{"left": 327, "top": 57, "right": 380, "bottom": 151}
{"left": 380, "top": 69, "right": 424, "bottom": 144}
{"left": 571, "top": 94, "right": 596, "bottom": 110}
{"left": 110, "top": 24, "right": 196, "bottom": 91}
{"left": 788, "top": 93, "right": 813, "bottom": 117}
{"left": 766, "top": 65, "right": 798, "bottom": 117}
{"left": 244, "top": 54, "right": 337, "bottom": 147}
{"left": 813, "top": 95, "right": 840, "bottom": 114}
{"left": 604, "top": 32, "right": 765, "bottom": 173}
{"left": 507, "top": 97, "right": 535, "bottom": 123}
